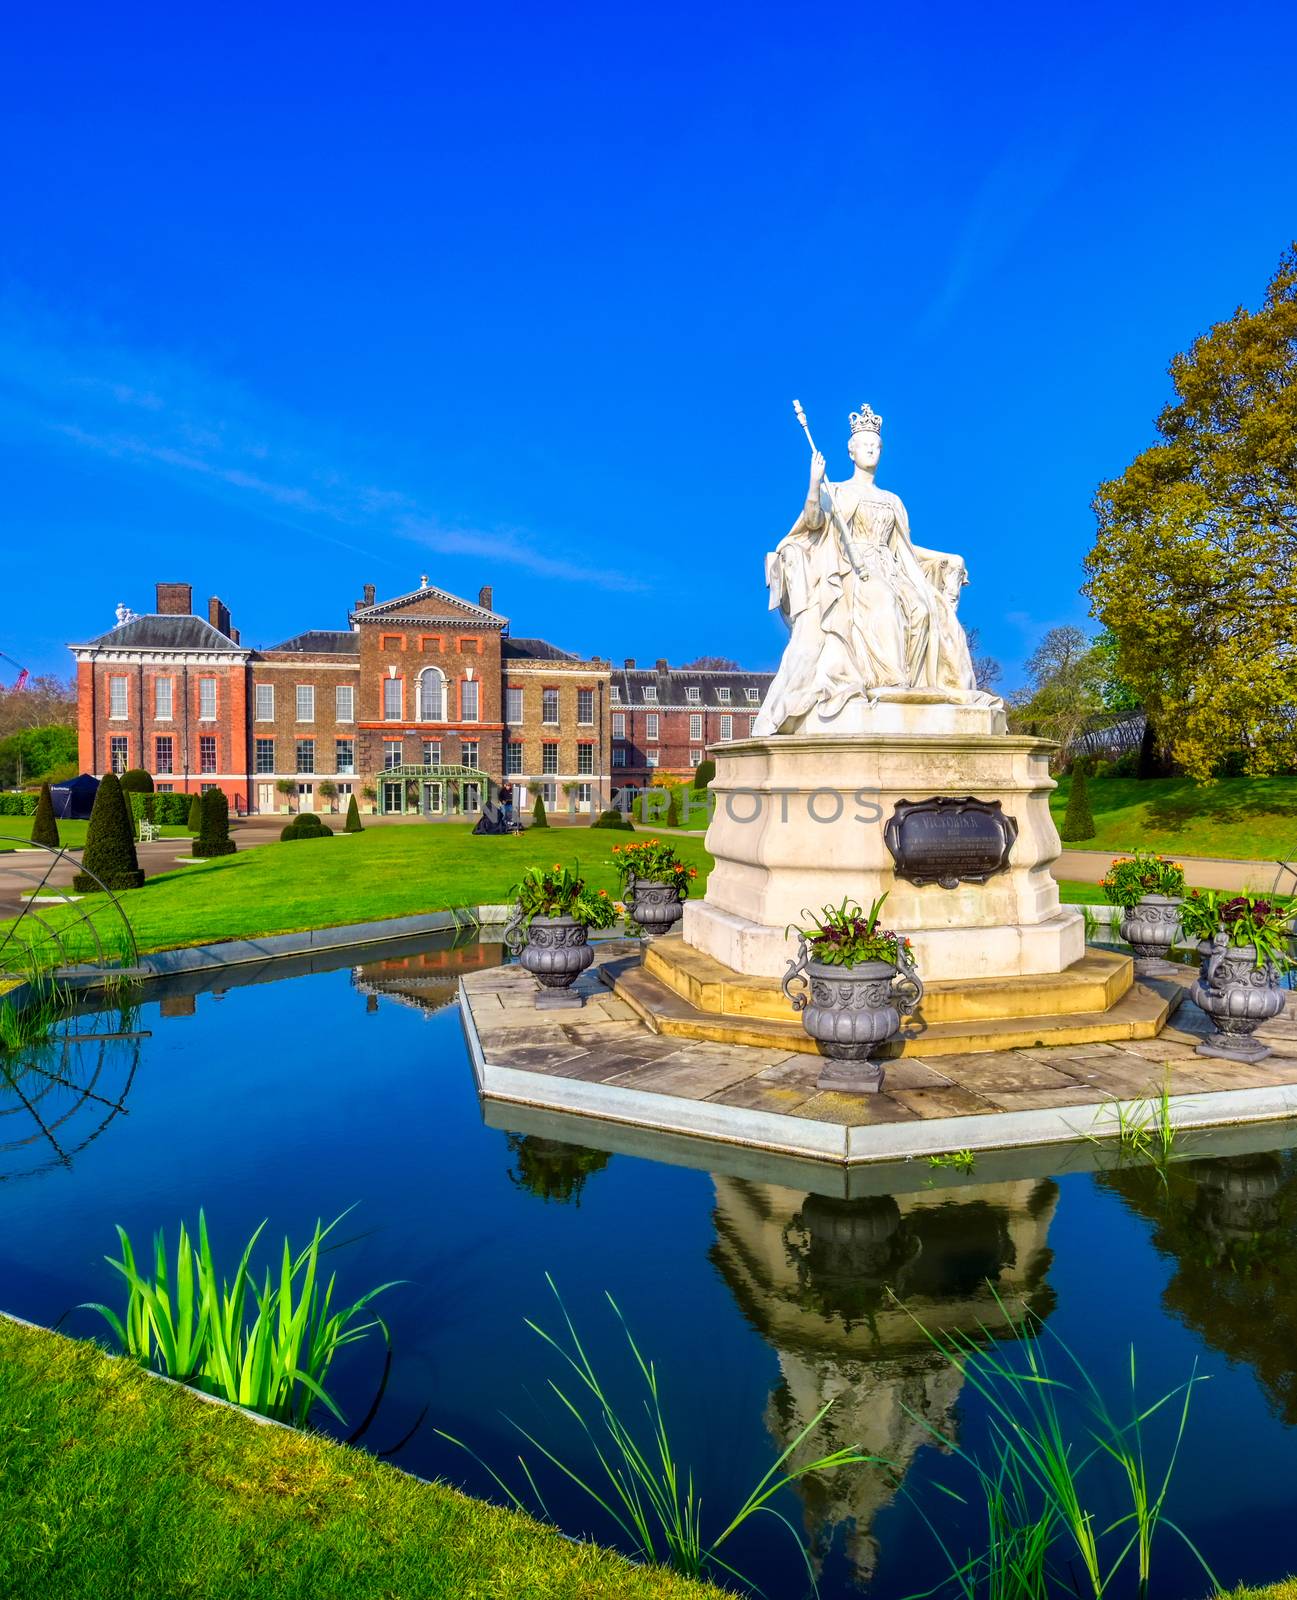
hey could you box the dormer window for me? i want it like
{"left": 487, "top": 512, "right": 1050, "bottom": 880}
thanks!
{"left": 685, "top": 686, "right": 701, "bottom": 703}
{"left": 746, "top": 687, "right": 760, "bottom": 702}
{"left": 717, "top": 687, "right": 731, "bottom": 703}
{"left": 643, "top": 686, "right": 658, "bottom": 703}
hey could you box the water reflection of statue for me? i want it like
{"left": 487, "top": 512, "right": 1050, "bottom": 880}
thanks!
{"left": 1104, "top": 1151, "right": 1297, "bottom": 1422}
{"left": 710, "top": 1176, "right": 1058, "bottom": 1584}
{"left": 754, "top": 403, "right": 1002, "bottom": 736}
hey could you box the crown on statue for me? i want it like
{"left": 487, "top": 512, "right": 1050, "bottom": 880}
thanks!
{"left": 848, "top": 403, "right": 883, "bottom": 435}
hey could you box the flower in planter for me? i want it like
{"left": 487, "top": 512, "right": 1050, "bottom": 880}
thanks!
{"left": 611, "top": 838, "right": 697, "bottom": 898}
{"left": 786, "top": 894, "right": 911, "bottom": 969}
{"left": 1180, "top": 889, "right": 1293, "bottom": 969}
{"left": 1100, "top": 851, "right": 1186, "bottom": 909}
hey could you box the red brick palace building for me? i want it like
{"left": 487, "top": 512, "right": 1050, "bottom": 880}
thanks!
{"left": 70, "top": 579, "right": 773, "bottom": 814}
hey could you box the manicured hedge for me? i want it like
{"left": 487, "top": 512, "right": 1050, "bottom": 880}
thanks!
{"left": 0, "top": 793, "right": 39, "bottom": 816}
{"left": 281, "top": 814, "right": 333, "bottom": 841}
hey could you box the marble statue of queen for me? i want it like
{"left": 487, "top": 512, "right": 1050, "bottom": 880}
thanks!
{"left": 753, "top": 402, "right": 1001, "bottom": 737}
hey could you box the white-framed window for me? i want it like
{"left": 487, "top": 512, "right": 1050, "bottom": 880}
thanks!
{"left": 417, "top": 667, "right": 445, "bottom": 721}
{"left": 155, "top": 678, "right": 174, "bottom": 720}
{"left": 505, "top": 742, "right": 523, "bottom": 774}
{"left": 612, "top": 712, "right": 625, "bottom": 739}
{"left": 577, "top": 688, "right": 594, "bottom": 725}
{"left": 505, "top": 685, "right": 524, "bottom": 722}
{"left": 689, "top": 713, "right": 703, "bottom": 741}
{"left": 461, "top": 739, "right": 479, "bottom": 768}
{"left": 541, "top": 687, "right": 559, "bottom": 724}
{"left": 541, "top": 782, "right": 558, "bottom": 805}
{"left": 199, "top": 735, "right": 217, "bottom": 774}
{"left": 336, "top": 782, "right": 353, "bottom": 798}
{"left": 646, "top": 751, "right": 659, "bottom": 768}
{"left": 200, "top": 783, "right": 217, "bottom": 794}
{"left": 295, "top": 739, "right": 315, "bottom": 774}
{"left": 335, "top": 738, "right": 355, "bottom": 775}
{"left": 685, "top": 686, "right": 700, "bottom": 703}
{"left": 156, "top": 782, "right": 173, "bottom": 793}
{"left": 255, "top": 683, "right": 275, "bottom": 721}
{"left": 609, "top": 684, "right": 621, "bottom": 703}
{"left": 296, "top": 684, "right": 315, "bottom": 722}
{"left": 689, "top": 748, "right": 702, "bottom": 764}
{"left": 109, "top": 677, "right": 128, "bottom": 719}
{"left": 255, "top": 738, "right": 275, "bottom": 774}
{"left": 382, "top": 678, "right": 402, "bottom": 721}
{"left": 199, "top": 677, "right": 217, "bottom": 720}
{"left": 642, "top": 686, "right": 657, "bottom": 703}
{"left": 577, "top": 743, "right": 594, "bottom": 775}
{"left": 460, "top": 679, "right": 480, "bottom": 722}
{"left": 542, "top": 743, "right": 558, "bottom": 775}
{"left": 383, "top": 742, "right": 403, "bottom": 771}
{"left": 645, "top": 712, "right": 659, "bottom": 740}
{"left": 717, "top": 686, "right": 731, "bottom": 703}
{"left": 335, "top": 684, "right": 354, "bottom": 722}
{"left": 612, "top": 747, "right": 627, "bottom": 767}
{"left": 108, "top": 735, "right": 129, "bottom": 773}
{"left": 576, "top": 782, "right": 592, "bottom": 806}
{"left": 423, "top": 740, "right": 441, "bottom": 767}
{"left": 746, "top": 687, "right": 760, "bottom": 703}
{"left": 154, "top": 735, "right": 174, "bottom": 774}
{"left": 720, "top": 714, "right": 733, "bottom": 740}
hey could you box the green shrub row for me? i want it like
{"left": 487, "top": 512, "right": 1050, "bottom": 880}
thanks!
{"left": 281, "top": 813, "right": 333, "bottom": 841}
{"left": 0, "top": 793, "right": 39, "bottom": 816}
{"left": 126, "top": 791, "right": 192, "bottom": 827}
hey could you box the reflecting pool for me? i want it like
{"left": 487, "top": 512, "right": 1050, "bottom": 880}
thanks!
{"left": 3, "top": 933, "right": 1297, "bottom": 1597}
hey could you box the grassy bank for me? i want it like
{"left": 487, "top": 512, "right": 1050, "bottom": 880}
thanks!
{"left": 1051, "top": 776, "right": 1297, "bottom": 860}
{"left": 0, "top": 818, "right": 188, "bottom": 852}
{"left": 3, "top": 824, "right": 715, "bottom": 955}
{"left": 0, "top": 1317, "right": 721, "bottom": 1600}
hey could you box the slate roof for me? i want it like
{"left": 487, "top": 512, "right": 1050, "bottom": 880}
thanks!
{"left": 71, "top": 614, "right": 245, "bottom": 652}
{"left": 265, "top": 630, "right": 360, "bottom": 655}
{"left": 503, "top": 636, "right": 582, "bottom": 662}
{"left": 611, "top": 665, "right": 773, "bottom": 708}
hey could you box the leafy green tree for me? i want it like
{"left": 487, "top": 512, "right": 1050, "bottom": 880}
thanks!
{"left": 73, "top": 771, "right": 144, "bottom": 891}
{"left": 344, "top": 794, "right": 362, "bottom": 833}
{"left": 30, "top": 782, "right": 59, "bottom": 849}
{"left": 532, "top": 793, "right": 548, "bottom": 828}
{"left": 1006, "top": 626, "right": 1106, "bottom": 764}
{"left": 193, "top": 789, "right": 237, "bottom": 858}
{"left": 1085, "top": 245, "right": 1297, "bottom": 778}
{"left": 1059, "top": 758, "right": 1096, "bottom": 843}
{"left": 186, "top": 793, "right": 202, "bottom": 832}
{"left": 0, "top": 724, "right": 78, "bottom": 788}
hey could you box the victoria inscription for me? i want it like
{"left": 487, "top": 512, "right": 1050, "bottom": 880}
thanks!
{"left": 884, "top": 796, "right": 1018, "bottom": 890}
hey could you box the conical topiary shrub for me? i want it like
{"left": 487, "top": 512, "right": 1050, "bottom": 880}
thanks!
{"left": 31, "top": 781, "right": 59, "bottom": 849}
{"left": 344, "top": 794, "right": 362, "bottom": 833}
{"left": 1059, "top": 758, "right": 1096, "bottom": 843}
{"left": 532, "top": 794, "right": 548, "bottom": 829}
{"left": 187, "top": 793, "right": 202, "bottom": 832}
{"left": 664, "top": 787, "right": 681, "bottom": 828}
{"left": 193, "top": 788, "right": 237, "bottom": 858}
{"left": 73, "top": 771, "right": 145, "bottom": 891}
{"left": 693, "top": 757, "right": 715, "bottom": 790}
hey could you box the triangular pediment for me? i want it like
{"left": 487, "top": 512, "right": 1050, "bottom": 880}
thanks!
{"left": 351, "top": 583, "right": 507, "bottom": 628}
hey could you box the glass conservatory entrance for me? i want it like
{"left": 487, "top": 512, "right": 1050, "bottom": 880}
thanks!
{"left": 377, "top": 764, "right": 489, "bottom": 817}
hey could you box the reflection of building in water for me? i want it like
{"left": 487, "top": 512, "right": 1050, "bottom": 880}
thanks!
{"left": 1105, "top": 1151, "right": 1297, "bottom": 1424}
{"left": 710, "top": 1176, "right": 1058, "bottom": 1584}
{"left": 353, "top": 942, "right": 504, "bottom": 1016}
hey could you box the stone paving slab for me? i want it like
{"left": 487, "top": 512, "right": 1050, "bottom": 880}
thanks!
{"left": 459, "top": 948, "right": 1297, "bottom": 1166}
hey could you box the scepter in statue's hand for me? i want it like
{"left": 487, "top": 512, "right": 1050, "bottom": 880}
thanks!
{"left": 793, "top": 399, "right": 827, "bottom": 499}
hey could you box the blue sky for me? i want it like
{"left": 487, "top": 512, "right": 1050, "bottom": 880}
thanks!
{"left": 2, "top": 0, "right": 1295, "bottom": 685}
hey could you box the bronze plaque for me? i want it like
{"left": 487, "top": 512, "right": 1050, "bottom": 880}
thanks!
{"left": 884, "top": 796, "right": 1017, "bottom": 889}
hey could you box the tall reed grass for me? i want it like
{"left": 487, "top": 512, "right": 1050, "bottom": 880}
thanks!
{"left": 83, "top": 1209, "right": 397, "bottom": 1426}
{"left": 440, "top": 1274, "right": 872, "bottom": 1593}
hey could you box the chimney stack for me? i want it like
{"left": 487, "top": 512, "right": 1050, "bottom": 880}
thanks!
{"left": 478, "top": 584, "right": 493, "bottom": 612}
{"left": 362, "top": 583, "right": 376, "bottom": 607}
{"left": 229, "top": 626, "right": 241, "bottom": 644}
{"left": 208, "top": 596, "right": 232, "bottom": 637}
{"left": 624, "top": 657, "right": 636, "bottom": 670}
{"left": 156, "top": 581, "right": 192, "bottom": 615}
{"left": 655, "top": 658, "right": 668, "bottom": 673}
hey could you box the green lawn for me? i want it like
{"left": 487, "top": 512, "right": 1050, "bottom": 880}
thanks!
{"left": 0, "top": 818, "right": 187, "bottom": 852}
{"left": 1052, "top": 776, "right": 1297, "bottom": 861}
{"left": 0, "top": 1317, "right": 722, "bottom": 1600}
{"left": 7, "top": 823, "right": 716, "bottom": 955}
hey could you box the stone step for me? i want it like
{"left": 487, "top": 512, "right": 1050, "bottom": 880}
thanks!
{"left": 605, "top": 954, "right": 1186, "bottom": 1059}
{"left": 644, "top": 935, "right": 1134, "bottom": 1026}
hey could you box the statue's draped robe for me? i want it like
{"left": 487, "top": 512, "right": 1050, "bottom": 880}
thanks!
{"left": 754, "top": 481, "right": 979, "bottom": 737}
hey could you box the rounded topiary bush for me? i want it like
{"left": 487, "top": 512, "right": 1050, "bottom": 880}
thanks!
{"left": 281, "top": 813, "right": 333, "bottom": 841}
{"left": 193, "top": 788, "right": 237, "bottom": 858}
{"left": 693, "top": 757, "right": 716, "bottom": 790}
{"left": 30, "top": 781, "right": 59, "bottom": 849}
{"left": 119, "top": 768, "right": 155, "bottom": 795}
{"left": 74, "top": 771, "right": 145, "bottom": 891}
{"left": 591, "top": 807, "right": 634, "bottom": 831}
{"left": 343, "top": 794, "right": 362, "bottom": 833}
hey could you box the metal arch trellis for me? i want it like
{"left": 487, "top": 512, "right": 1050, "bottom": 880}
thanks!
{"left": 0, "top": 837, "right": 140, "bottom": 982}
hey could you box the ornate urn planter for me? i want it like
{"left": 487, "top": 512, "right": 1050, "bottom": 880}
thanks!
{"left": 1120, "top": 894, "right": 1183, "bottom": 976}
{"left": 504, "top": 913, "right": 594, "bottom": 1009}
{"left": 627, "top": 877, "right": 684, "bottom": 938}
{"left": 1190, "top": 935, "right": 1286, "bottom": 1062}
{"left": 781, "top": 943, "right": 924, "bottom": 1094}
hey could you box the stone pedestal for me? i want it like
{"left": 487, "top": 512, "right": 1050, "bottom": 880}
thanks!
{"left": 683, "top": 731, "right": 1084, "bottom": 983}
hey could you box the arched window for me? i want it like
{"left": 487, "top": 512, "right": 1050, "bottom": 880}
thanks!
{"left": 418, "top": 666, "right": 446, "bottom": 722}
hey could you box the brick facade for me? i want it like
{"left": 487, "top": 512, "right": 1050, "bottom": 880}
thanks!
{"left": 70, "top": 580, "right": 764, "bottom": 815}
